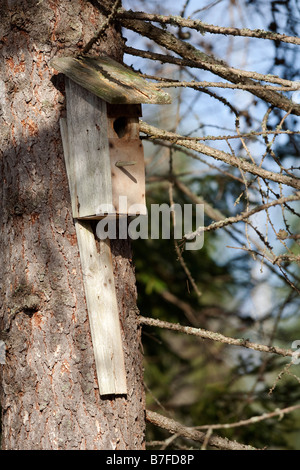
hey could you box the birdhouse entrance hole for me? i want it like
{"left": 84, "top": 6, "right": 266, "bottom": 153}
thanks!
{"left": 113, "top": 116, "right": 128, "bottom": 139}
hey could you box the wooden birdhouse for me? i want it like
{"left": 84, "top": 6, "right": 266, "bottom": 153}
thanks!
{"left": 49, "top": 56, "right": 171, "bottom": 397}
{"left": 50, "top": 56, "right": 171, "bottom": 218}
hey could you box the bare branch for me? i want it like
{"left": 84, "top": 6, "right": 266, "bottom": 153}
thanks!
{"left": 146, "top": 410, "right": 257, "bottom": 450}
{"left": 196, "top": 404, "right": 300, "bottom": 430}
{"left": 125, "top": 45, "right": 297, "bottom": 87}
{"left": 145, "top": 124, "right": 300, "bottom": 143}
{"left": 121, "top": 19, "right": 300, "bottom": 114}
{"left": 140, "top": 121, "right": 300, "bottom": 190}
{"left": 185, "top": 193, "right": 300, "bottom": 239}
{"left": 157, "top": 79, "right": 300, "bottom": 92}
{"left": 118, "top": 9, "right": 300, "bottom": 46}
{"left": 139, "top": 315, "right": 297, "bottom": 358}
{"left": 227, "top": 246, "right": 300, "bottom": 294}
{"left": 168, "top": 150, "right": 202, "bottom": 299}
{"left": 138, "top": 69, "right": 299, "bottom": 91}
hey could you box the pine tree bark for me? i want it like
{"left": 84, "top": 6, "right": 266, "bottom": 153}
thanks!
{"left": 0, "top": 0, "right": 145, "bottom": 450}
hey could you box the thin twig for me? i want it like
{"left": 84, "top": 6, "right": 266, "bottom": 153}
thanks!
{"left": 196, "top": 404, "right": 300, "bottom": 430}
{"left": 81, "top": 0, "right": 121, "bottom": 54}
{"left": 168, "top": 148, "right": 202, "bottom": 298}
{"left": 201, "top": 428, "right": 213, "bottom": 450}
{"left": 269, "top": 362, "right": 294, "bottom": 395}
{"left": 237, "top": 291, "right": 296, "bottom": 416}
{"left": 185, "top": 193, "right": 300, "bottom": 240}
{"left": 226, "top": 246, "right": 300, "bottom": 294}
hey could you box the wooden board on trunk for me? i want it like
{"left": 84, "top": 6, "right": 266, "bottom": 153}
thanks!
{"left": 75, "top": 221, "right": 127, "bottom": 396}
{"left": 60, "top": 114, "right": 127, "bottom": 396}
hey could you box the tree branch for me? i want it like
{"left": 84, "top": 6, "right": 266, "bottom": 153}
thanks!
{"left": 157, "top": 79, "right": 300, "bottom": 92}
{"left": 118, "top": 9, "right": 300, "bottom": 46}
{"left": 139, "top": 315, "right": 297, "bottom": 358}
{"left": 196, "top": 404, "right": 300, "bottom": 430}
{"left": 185, "top": 193, "right": 300, "bottom": 239}
{"left": 140, "top": 121, "right": 300, "bottom": 190}
{"left": 124, "top": 45, "right": 297, "bottom": 87}
{"left": 121, "top": 18, "right": 300, "bottom": 115}
{"left": 146, "top": 410, "right": 257, "bottom": 450}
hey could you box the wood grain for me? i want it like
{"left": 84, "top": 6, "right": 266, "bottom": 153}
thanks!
{"left": 75, "top": 220, "right": 127, "bottom": 395}
{"left": 60, "top": 114, "right": 127, "bottom": 395}
{"left": 65, "top": 78, "right": 113, "bottom": 218}
{"left": 51, "top": 56, "right": 172, "bottom": 104}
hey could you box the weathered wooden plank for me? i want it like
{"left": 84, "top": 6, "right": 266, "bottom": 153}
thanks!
{"left": 65, "top": 78, "right": 113, "bottom": 218}
{"left": 51, "top": 56, "right": 172, "bottom": 104}
{"left": 75, "top": 220, "right": 127, "bottom": 396}
{"left": 60, "top": 117, "right": 77, "bottom": 216}
{"left": 60, "top": 116, "right": 127, "bottom": 395}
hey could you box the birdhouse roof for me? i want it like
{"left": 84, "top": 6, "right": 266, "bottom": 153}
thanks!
{"left": 50, "top": 56, "right": 172, "bottom": 105}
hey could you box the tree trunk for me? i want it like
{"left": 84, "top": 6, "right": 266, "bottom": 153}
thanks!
{"left": 0, "top": 0, "right": 145, "bottom": 450}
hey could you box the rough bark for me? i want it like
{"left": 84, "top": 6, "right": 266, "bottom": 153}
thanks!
{"left": 0, "top": 0, "right": 145, "bottom": 450}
